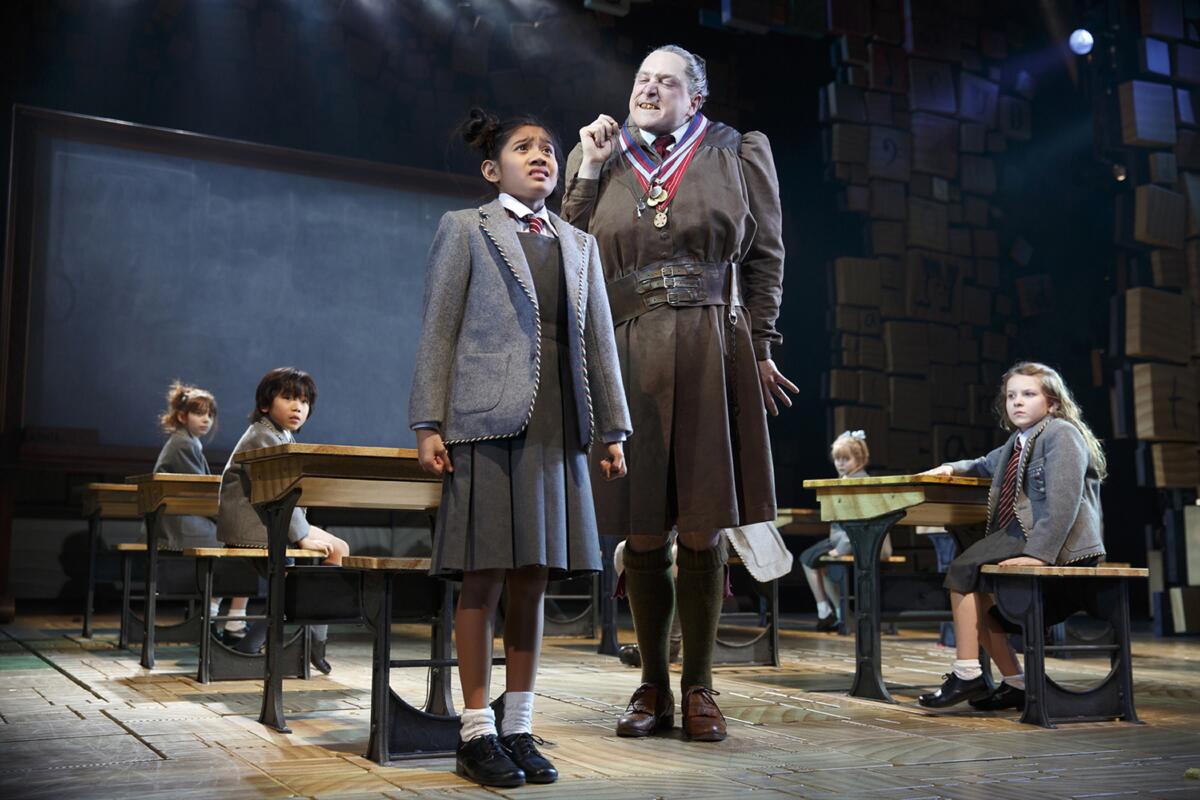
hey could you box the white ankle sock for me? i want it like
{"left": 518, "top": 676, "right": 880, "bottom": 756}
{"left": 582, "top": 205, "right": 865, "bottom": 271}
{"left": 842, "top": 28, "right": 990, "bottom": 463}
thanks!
{"left": 952, "top": 659, "right": 982, "bottom": 680}
{"left": 1002, "top": 673, "right": 1025, "bottom": 690}
{"left": 501, "top": 691, "right": 534, "bottom": 736}
{"left": 209, "top": 599, "right": 222, "bottom": 617}
{"left": 224, "top": 606, "right": 246, "bottom": 633}
{"left": 816, "top": 600, "right": 833, "bottom": 618}
{"left": 460, "top": 706, "right": 497, "bottom": 742}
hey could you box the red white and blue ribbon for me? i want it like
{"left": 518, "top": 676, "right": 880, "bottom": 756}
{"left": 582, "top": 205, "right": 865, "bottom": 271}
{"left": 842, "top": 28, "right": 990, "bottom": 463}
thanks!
{"left": 618, "top": 113, "right": 709, "bottom": 196}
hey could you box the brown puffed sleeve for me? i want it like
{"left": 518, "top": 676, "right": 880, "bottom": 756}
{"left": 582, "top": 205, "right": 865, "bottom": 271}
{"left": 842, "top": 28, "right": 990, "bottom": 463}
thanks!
{"left": 738, "top": 131, "right": 785, "bottom": 361}
{"left": 561, "top": 143, "right": 600, "bottom": 231}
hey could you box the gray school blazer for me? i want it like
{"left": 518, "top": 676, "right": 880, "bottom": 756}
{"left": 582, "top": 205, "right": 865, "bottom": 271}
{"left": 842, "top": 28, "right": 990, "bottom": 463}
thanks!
{"left": 408, "top": 198, "right": 632, "bottom": 446}
{"left": 217, "top": 419, "right": 311, "bottom": 546}
{"left": 944, "top": 416, "right": 1105, "bottom": 565}
{"left": 152, "top": 429, "right": 218, "bottom": 549}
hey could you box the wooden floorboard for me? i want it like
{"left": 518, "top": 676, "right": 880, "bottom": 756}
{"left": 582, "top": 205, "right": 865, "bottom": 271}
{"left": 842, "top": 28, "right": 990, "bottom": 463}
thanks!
{"left": 0, "top": 613, "right": 1197, "bottom": 798}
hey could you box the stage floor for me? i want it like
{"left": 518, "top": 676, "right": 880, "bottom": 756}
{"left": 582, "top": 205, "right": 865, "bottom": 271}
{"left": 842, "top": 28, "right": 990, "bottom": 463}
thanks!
{"left": 0, "top": 613, "right": 1196, "bottom": 799}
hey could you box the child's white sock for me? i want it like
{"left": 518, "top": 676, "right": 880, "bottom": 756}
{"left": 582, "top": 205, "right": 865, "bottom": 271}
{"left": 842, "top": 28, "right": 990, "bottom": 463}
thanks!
{"left": 460, "top": 706, "right": 497, "bottom": 742}
{"left": 209, "top": 598, "right": 222, "bottom": 618}
{"left": 1002, "top": 673, "right": 1025, "bottom": 690}
{"left": 816, "top": 600, "right": 833, "bottom": 618}
{"left": 501, "top": 691, "right": 535, "bottom": 736}
{"left": 224, "top": 606, "right": 247, "bottom": 633}
{"left": 952, "top": 658, "right": 983, "bottom": 680}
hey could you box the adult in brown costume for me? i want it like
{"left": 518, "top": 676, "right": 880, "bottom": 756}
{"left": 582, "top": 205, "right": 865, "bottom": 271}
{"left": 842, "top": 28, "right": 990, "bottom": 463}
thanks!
{"left": 562, "top": 45, "right": 795, "bottom": 741}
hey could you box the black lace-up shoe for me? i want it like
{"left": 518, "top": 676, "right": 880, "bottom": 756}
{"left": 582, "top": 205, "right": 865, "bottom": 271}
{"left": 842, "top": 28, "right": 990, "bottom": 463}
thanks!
{"left": 500, "top": 733, "right": 557, "bottom": 784}
{"left": 456, "top": 734, "right": 525, "bottom": 787}
{"left": 969, "top": 683, "right": 1025, "bottom": 711}
{"left": 917, "top": 673, "right": 992, "bottom": 709}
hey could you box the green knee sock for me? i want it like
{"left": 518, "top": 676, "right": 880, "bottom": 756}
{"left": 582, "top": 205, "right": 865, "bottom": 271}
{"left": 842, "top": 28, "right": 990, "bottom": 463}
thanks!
{"left": 623, "top": 542, "right": 675, "bottom": 689}
{"left": 675, "top": 539, "right": 727, "bottom": 691}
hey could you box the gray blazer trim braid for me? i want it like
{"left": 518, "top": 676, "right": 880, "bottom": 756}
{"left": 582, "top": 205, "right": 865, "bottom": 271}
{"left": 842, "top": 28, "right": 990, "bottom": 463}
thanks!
{"left": 408, "top": 197, "right": 632, "bottom": 448}
{"left": 217, "top": 419, "right": 311, "bottom": 546}
{"left": 944, "top": 416, "right": 1105, "bottom": 565}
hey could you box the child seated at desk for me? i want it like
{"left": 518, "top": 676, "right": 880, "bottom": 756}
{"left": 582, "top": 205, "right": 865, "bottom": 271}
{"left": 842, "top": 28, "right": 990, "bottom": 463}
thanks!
{"left": 217, "top": 367, "right": 350, "bottom": 672}
{"left": 916, "top": 362, "right": 1105, "bottom": 713}
{"left": 798, "top": 430, "right": 891, "bottom": 631}
{"left": 154, "top": 381, "right": 251, "bottom": 642}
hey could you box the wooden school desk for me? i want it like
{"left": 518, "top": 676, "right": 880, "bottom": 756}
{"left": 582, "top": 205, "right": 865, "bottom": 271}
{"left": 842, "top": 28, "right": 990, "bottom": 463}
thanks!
{"left": 233, "top": 444, "right": 440, "bottom": 734}
{"left": 80, "top": 483, "right": 140, "bottom": 638}
{"left": 801, "top": 474, "right": 990, "bottom": 703}
{"left": 126, "top": 473, "right": 221, "bottom": 669}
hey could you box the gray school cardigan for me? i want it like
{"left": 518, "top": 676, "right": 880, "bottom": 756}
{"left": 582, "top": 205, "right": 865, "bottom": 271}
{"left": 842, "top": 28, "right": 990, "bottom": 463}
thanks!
{"left": 408, "top": 197, "right": 632, "bottom": 446}
{"left": 217, "top": 418, "right": 311, "bottom": 546}
{"left": 152, "top": 428, "right": 217, "bottom": 549}
{"left": 944, "top": 416, "right": 1105, "bottom": 565}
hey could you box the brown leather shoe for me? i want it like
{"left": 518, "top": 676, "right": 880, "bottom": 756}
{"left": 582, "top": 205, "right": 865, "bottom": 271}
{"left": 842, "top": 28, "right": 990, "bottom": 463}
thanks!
{"left": 615, "top": 683, "right": 674, "bottom": 737}
{"left": 682, "top": 686, "right": 727, "bottom": 742}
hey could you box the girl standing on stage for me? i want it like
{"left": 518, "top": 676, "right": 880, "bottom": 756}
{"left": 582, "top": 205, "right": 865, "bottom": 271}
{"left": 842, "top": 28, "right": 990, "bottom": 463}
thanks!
{"left": 410, "top": 108, "right": 631, "bottom": 788}
{"left": 917, "top": 362, "right": 1106, "bottom": 712}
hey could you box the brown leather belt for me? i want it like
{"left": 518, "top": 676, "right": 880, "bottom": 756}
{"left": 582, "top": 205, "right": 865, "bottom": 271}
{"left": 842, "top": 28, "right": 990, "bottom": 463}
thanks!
{"left": 607, "top": 259, "right": 733, "bottom": 326}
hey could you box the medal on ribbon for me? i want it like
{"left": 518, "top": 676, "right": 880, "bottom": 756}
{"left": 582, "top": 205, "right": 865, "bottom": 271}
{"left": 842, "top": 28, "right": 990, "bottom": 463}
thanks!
{"left": 619, "top": 114, "right": 709, "bottom": 228}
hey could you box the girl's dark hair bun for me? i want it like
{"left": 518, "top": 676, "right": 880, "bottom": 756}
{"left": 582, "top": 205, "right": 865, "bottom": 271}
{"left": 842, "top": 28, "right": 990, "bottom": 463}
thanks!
{"left": 462, "top": 107, "right": 501, "bottom": 157}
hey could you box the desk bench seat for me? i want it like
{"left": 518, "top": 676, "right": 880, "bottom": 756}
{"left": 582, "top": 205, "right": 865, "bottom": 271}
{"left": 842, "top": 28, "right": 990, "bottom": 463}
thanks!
{"left": 182, "top": 547, "right": 318, "bottom": 684}
{"left": 344, "top": 555, "right": 498, "bottom": 763}
{"left": 716, "top": 555, "right": 780, "bottom": 667}
{"left": 115, "top": 543, "right": 202, "bottom": 650}
{"left": 980, "top": 563, "right": 1149, "bottom": 728}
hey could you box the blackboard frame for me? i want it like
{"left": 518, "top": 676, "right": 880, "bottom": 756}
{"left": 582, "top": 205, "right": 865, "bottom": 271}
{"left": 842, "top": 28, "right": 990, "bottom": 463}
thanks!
{"left": 2, "top": 104, "right": 485, "bottom": 469}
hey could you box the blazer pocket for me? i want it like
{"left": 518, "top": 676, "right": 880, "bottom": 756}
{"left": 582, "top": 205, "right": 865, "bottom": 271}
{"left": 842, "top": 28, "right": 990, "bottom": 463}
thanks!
{"left": 1025, "top": 456, "right": 1047, "bottom": 499}
{"left": 452, "top": 353, "right": 510, "bottom": 414}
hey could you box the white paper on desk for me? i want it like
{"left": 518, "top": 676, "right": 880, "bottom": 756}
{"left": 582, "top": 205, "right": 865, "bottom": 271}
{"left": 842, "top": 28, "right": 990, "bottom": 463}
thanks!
{"left": 723, "top": 522, "right": 794, "bottom": 582}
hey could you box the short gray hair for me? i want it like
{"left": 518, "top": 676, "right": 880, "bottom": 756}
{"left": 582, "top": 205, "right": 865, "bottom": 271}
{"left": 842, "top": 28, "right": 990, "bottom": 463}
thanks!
{"left": 646, "top": 44, "right": 709, "bottom": 108}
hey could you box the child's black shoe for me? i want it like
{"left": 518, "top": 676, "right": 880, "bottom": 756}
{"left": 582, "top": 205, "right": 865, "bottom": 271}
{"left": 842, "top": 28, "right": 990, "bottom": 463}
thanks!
{"left": 500, "top": 733, "right": 557, "bottom": 784}
{"left": 918, "top": 673, "right": 991, "bottom": 708}
{"left": 456, "top": 734, "right": 525, "bottom": 787}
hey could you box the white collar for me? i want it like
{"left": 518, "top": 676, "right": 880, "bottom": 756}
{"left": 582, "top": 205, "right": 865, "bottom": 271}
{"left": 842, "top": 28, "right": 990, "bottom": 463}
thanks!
{"left": 498, "top": 193, "right": 556, "bottom": 236}
{"left": 638, "top": 118, "right": 695, "bottom": 152}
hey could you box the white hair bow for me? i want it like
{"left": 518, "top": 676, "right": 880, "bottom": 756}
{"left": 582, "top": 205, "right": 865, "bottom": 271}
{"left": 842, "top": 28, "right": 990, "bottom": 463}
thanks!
{"left": 840, "top": 430, "right": 867, "bottom": 441}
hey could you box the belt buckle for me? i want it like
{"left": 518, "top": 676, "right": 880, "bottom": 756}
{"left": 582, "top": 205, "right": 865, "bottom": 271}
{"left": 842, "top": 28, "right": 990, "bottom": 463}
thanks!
{"left": 667, "top": 288, "right": 704, "bottom": 305}
{"left": 661, "top": 275, "right": 701, "bottom": 290}
{"left": 643, "top": 293, "right": 669, "bottom": 310}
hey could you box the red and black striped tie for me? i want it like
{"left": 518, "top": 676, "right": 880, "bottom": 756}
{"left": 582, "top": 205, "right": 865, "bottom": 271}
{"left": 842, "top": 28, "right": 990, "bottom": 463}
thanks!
{"left": 993, "top": 437, "right": 1023, "bottom": 530}
{"left": 523, "top": 214, "right": 544, "bottom": 236}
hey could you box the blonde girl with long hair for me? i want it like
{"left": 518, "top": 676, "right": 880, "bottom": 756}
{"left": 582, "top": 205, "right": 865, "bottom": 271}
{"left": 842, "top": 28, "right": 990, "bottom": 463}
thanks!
{"left": 915, "top": 362, "right": 1106, "bottom": 713}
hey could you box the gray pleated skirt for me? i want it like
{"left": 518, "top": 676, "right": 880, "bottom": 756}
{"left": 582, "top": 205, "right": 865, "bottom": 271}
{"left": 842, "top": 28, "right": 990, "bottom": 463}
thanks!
{"left": 943, "top": 519, "right": 1026, "bottom": 593}
{"left": 430, "top": 233, "right": 602, "bottom": 579}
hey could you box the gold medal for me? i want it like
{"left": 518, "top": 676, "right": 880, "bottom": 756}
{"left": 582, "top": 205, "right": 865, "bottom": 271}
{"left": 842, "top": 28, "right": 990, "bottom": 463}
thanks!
{"left": 653, "top": 208, "right": 669, "bottom": 228}
{"left": 646, "top": 193, "right": 660, "bottom": 207}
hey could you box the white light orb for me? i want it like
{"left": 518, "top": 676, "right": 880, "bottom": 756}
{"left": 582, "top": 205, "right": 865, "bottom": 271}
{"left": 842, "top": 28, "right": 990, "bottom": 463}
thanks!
{"left": 1069, "top": 29, "right": 1094, "bottom": 56}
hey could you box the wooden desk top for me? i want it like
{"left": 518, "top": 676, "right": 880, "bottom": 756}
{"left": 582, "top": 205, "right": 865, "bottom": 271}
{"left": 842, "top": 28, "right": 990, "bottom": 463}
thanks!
{"left": 802, "top": 473, "right": 991, "bottom": 526}
{"left": 81, "top": 483, "right": 141, "bottom": 519}
{"left": 981, "top": 564, "right": 1149, "bottom": 578}
{"left": 233, "top": 443, "right": 440, "bottom": 511}
{"left": 774, "top": 507, "right": 829, "bottom": 535}
{"left": 343, "top": 556, "right": 432, "bottom": 571}
{"left": 126, "top": 473, "right": 221, "bottom": 516}
{"left": 803, "top": 475, "right": 990, "bottom": 489}
{"left": 183, "top": 547, "right": 320, "bottom": 559}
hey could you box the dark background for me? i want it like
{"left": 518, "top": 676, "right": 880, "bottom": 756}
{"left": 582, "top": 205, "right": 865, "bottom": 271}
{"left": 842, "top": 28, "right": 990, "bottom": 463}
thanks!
{"left": 1, "top": 1, "right": 1150, "bottom": 607}
{"left": 0, "top": 0, "right": 1117, "bottom": 501}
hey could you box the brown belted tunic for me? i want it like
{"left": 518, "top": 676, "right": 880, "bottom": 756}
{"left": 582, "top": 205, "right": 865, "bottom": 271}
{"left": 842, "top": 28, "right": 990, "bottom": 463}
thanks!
{"left": 562, "top": 119, "right": 785, "bottom": 534}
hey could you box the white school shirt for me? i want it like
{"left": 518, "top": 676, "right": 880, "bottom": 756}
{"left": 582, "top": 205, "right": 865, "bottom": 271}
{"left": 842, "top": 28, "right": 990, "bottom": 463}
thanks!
{"left": 638, "top": 119, "right": 694, "bottom": 155}
{"left": 498, "top": 192, "right": 557, "bottom": 238}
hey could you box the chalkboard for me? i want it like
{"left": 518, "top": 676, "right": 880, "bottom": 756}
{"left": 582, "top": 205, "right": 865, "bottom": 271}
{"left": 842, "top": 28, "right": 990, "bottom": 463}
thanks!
{"left": 23, "top": 132, "right": 480, "bottom": 451}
